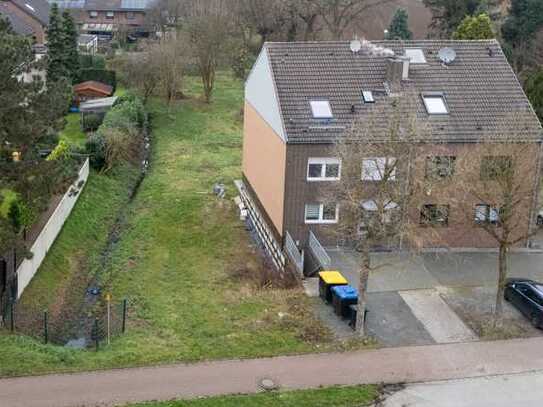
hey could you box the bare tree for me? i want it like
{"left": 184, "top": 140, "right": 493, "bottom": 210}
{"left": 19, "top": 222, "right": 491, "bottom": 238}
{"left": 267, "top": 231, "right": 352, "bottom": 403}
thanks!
{"left": 448, "top": 114, "right": 542, "bottom": 319}
{"left": 155, "top": 35, "right": 190, "bottom": 103}
{"left": 286, "top": 0, "right": 321, "bottom": 40}
{"left": 237, "top": 0, "right": 289, "bottom": 45}
{"left": 324, "top": 94, "right": 434, "bottom": 335}
{"left": 182, "top": 0, "right": 233, "bottom": 103}
{"left": 113, "top": 46, "right": 161, "bottom": 103}
{"left": 312, "top": 0, "right": 393, "bottom": 40}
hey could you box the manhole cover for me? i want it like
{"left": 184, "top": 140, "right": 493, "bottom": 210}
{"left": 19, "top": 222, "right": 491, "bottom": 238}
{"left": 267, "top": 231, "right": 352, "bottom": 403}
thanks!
{"left": 259, "top": 378, "right": 279, "bottom": 391}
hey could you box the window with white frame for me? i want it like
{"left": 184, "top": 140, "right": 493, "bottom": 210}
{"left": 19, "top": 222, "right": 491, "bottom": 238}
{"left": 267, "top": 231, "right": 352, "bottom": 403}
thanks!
{"left": 106, "top": 11, "right": 114, "bottom": 19}
{"left": 422, "top": 93, "right": 448, "bottom": 115}
{"left": 475, "top": 204, "right": 500, "bottom": 224}
{"left": 305, "top": 203, "right": 338, "bottom": 224}
{"left": 89, "top": 10, "right": 98, "bottom": 18}
{"left": 362, "top": 157, "right": 396, "bottom": 181}
{"left": 310, "top": 100, "right": 333, "bottom": 119}
{"left": 307, "top": 158, "right": 341, "bottom": 181}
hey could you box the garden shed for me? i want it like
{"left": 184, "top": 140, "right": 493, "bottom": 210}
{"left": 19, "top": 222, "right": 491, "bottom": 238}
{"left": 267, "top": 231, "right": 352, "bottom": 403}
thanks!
{"left": 73, "top": 80, "right": 113, "bottom": 105}
{"left": 79, "top": 96, "right": 118, "bottom": 130}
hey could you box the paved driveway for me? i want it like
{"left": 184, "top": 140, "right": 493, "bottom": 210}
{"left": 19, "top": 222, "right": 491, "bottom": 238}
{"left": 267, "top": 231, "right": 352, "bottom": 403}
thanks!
{"left": 325, "top": 249, "right": 543, "bottom": 346}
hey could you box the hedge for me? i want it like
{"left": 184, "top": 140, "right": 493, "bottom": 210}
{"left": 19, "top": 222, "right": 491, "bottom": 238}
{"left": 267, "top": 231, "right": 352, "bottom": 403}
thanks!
{"left": 78, "top": 68, "right": 117, "bottom": 91}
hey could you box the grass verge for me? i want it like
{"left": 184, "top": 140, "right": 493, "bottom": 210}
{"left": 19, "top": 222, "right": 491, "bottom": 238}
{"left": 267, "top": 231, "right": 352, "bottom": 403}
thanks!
{"left": 124, "top": 385, "right": 378, "bottom": 407}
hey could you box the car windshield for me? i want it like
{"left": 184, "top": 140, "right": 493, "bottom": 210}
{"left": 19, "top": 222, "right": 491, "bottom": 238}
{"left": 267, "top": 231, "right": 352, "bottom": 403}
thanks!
{"left": 534, "top": 284, "right": 543, "bottom": 296}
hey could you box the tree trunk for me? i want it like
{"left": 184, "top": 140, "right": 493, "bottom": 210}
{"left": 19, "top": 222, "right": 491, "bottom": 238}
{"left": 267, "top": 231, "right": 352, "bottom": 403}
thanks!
{"left": 355, "top": 245, "right": 370, "bottom": 336}
{"left": 495, "top": 243, "right": 508, "bottom": 316}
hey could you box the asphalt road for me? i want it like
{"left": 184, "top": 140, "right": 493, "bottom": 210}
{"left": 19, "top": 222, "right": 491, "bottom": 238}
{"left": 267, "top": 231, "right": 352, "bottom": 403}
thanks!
{"left": 383, "top": 370, "right": 543, "bottom": 406}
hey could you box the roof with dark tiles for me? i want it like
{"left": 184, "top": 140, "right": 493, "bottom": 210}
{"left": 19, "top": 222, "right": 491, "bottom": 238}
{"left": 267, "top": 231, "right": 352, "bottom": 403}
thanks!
{"left": 11, "top": 0, "right": 50, "bottom": 25}
{"left": 264, "top": 40, "right": 543, "bottom": 144}
{"left": 0, "top": 2, "right": 35, "bottom": 35}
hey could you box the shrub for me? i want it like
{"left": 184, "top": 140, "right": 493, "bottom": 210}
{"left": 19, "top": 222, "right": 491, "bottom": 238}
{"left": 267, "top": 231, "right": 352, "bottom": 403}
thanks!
{"left": 85, "top": 133, "right": 106, "bottom": 169}
{"left": 78, "top": 68, "right": 116, "bottom": 90}
{"left": 79, "top": 54, "right": 106, "bottom": 70}
{"left": 102, "top": 128, "right": 136, "bottom": 172}
{"left": 47, "top": 139, "right": 71, "bottom": 161}
{"left": 82, "top": 113, "right": 103, "bottom": 131}
{"left": 103, "top": 96, "right": 145, "bottom": 131}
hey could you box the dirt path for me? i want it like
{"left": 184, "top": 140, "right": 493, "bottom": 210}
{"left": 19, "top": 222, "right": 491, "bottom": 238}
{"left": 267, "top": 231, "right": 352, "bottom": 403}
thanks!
{"left": 1, "top": 337, "right": 543, "bottom": 407}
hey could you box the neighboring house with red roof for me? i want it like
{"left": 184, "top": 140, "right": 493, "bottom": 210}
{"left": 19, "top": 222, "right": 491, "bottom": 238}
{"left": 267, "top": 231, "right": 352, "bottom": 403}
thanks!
{"left": 73, "top": 80, "right": 113, "bottom": 104}
{"left": 0, "top": 0, "right": 50, "bottom": 44}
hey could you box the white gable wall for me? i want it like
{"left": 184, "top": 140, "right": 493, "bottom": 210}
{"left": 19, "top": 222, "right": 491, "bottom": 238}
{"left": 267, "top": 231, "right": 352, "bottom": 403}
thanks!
{"left": 245, "top": 46, "right": 286, "bottom": 142}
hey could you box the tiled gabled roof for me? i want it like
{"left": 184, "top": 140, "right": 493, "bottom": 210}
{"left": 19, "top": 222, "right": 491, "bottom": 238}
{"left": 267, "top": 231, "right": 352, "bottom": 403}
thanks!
{"left": 0, "top": 2, "right": 35, "bottom": 35}
{"left": 264, "top": 40, "right": 543, "bottom": 144}
{"left": 73, "top": 80, "right": 113, "bottom": 96}
{"left": 11, "top": 0, "right": 50, "bottom": 25}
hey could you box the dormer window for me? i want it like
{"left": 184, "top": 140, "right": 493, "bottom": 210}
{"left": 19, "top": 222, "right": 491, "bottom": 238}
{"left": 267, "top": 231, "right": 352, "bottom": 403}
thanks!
{"left": 422, "top": 93, "right": 448, "bottom": 115}
{"left": 362, "top": 91, "right": 374, "bottom": 103}
{"left": 405, "top": 48, "right": 426, "bottom": 64}
{"left": 310, "top": 100, "right": 333, "bottom": 119}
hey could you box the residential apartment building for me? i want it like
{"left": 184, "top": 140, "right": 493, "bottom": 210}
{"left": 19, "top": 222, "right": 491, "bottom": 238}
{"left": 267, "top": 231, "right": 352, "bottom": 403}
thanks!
{"left": 241, "top": 40, "right": 543, "bottom": 260}
{"left": 49, "top": 0, "right": 152, "bottom": 37}
{"left": 0, "top": 0, "right": 50, "bottom": 43}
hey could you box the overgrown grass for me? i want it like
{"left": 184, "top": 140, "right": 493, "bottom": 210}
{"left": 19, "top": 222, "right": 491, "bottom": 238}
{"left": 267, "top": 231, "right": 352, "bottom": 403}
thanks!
{"left": 59, "top": 113, "right": 87, "bottom": 149}
{"left": 125, "top": 385, "right": 378, "bottom": 407}
{"left": 0, "top": 74, "right": 363, "bottom": 377}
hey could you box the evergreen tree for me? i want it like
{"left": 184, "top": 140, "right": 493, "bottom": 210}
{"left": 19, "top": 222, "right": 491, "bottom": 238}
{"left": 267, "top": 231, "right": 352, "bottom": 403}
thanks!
{"left": 46, "top": 3, "right": 68, "bottom": 83}
{"left": 453, "top": 13, "right": 494, "bottom": 40}
{"left": 385, "top": 8, "right": 412, "bottom": 40}
{"left": 501, "top": 0, "right": 543, "bottom": 73}
{"left": 1, "top": 18, "right": 72, "bottom": 253}
{"left": 525, "top": 69, "right": 543, "bottom": 123}
{"left": 61, "top": 9, "right": 80, "bottom": 82}
{"left": 423, "top": 0, "right": 488, "bottom": 37}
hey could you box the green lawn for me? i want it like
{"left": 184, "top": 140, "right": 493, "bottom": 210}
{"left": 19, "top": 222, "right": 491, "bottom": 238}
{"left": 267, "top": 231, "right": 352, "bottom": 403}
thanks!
{"left": 0, "top": 189, "right": 18, "bottom": 217}
{"left": 0, "top": 74, "right": 363, "bottom": 377}
{"left": 59, "top": 113, "right": 87, "bottom": 148}
{"left": 125, "top": 385, "right": 378, "bottom": 407}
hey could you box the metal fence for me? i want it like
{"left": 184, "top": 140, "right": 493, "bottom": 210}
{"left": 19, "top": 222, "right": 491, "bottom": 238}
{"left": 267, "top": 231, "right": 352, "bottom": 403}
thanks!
{"left": 1, "top": 298, "right": 128, "bottom": 349}
{"left": 284, "top": 231, "right": 304, "bottom": 276}
{"left": 234, "top": 180, "right": 286, "bottom": 271}
{"left": 309, "top": 231, "right": 331, "bottom": 269}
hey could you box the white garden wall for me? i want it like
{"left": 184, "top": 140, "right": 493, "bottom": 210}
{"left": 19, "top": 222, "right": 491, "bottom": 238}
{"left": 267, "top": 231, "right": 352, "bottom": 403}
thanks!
{"left": 17, "top": 158, "right": 90, "bottom": 298}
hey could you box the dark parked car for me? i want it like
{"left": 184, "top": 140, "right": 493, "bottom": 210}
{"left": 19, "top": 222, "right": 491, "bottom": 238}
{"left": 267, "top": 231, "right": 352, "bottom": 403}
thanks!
{"left": 504, "top": 279, "right": 543, "bottom": 328}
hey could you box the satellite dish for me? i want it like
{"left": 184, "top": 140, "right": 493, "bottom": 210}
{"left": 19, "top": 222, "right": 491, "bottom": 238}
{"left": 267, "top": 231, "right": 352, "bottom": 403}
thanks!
{"left": 438, "top": 47, "right": 457, "bottom": 65}
{"left": 350, "top": 39, "right": 362, "bottom": 54}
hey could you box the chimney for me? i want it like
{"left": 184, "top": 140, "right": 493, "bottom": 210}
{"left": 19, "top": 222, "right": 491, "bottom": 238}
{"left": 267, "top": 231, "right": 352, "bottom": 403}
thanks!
{"left": 386, "top": 56, "right": 410, "bottom": 93}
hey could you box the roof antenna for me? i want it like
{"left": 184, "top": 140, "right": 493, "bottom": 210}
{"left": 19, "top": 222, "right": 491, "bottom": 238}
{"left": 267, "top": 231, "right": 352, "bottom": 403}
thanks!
{"left": 350, "top": 36, "right": 362, "bottom": 54}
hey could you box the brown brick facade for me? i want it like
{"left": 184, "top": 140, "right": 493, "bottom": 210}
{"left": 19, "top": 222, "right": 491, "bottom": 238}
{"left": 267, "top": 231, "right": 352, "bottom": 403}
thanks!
{"left": 279, "top": 142, "right": 541, "bottom": 249}
{"left": 80, "top": 9, "right": 145, "bottom": 29}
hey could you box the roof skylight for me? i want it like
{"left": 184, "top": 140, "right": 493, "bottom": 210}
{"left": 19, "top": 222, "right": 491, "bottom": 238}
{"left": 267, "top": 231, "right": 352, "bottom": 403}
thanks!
{"left": 25, "top": 3, "right": 36, "bottom": 12}
{"left": 422, "top": 94, "right": 448, "bottom": 115}
{"left": 362, "top": 91, "right": 374, "bottom": 103}
{"left": 405, "top": 48, "right": 426, "bottom": 64}
{"left": 310, "top": 100, "right": 333, "bottom": 119}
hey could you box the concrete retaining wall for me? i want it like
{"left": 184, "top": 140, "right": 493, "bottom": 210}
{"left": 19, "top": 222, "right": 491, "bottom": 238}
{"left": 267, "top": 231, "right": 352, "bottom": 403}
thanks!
{"left": 17, "top": 159, "right": 90, "bottom": 298}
